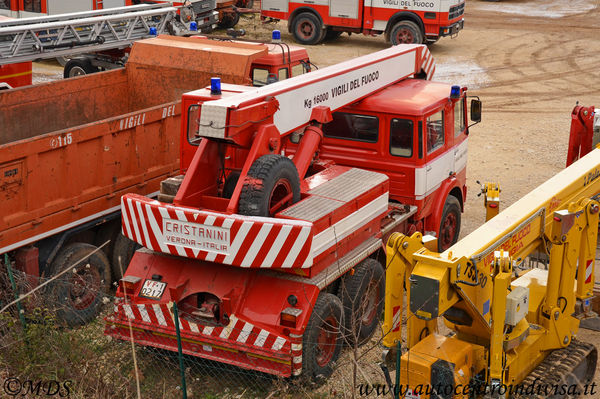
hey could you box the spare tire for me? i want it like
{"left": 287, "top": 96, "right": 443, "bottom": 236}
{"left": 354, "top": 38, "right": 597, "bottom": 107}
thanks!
{"left": 238, "top": 154, "right": 301, "bottom": 216}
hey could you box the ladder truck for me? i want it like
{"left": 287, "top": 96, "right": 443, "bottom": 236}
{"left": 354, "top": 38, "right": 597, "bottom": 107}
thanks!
{"left": 104, "top": 44, "right": 481, "bottom": 380}
{"left": 0, "top": 2, "right": 218, "bottom": 83}
{"left": 382, "top": 148, "right": 600, "bottom": 397}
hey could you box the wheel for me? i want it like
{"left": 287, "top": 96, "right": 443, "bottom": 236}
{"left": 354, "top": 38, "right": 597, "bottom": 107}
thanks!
{"left": 94, "top": 220, "right": 120, "bottom": 263}
{"left": 302, "top": 293, "right": 344, "bottom": 382}
{"left": 324, "top": 30, "right": 342, "bottom": 41}
{"left": 222, "top": 170, "right": 241, "bottom": 199}
{"left": 47, "top": 243, "right": 110, "bottom": 326}
{"left": 111, "top": 233, "right": 139, "bottom": 280}
{"left": 291, "top": 12, "right": 325, "bottom": 45}
{"left": 390, "top": 20, "right": 423, "bottom": 45}
{"left": 238, "top": 154, "right": 301, "bottom": 216}
{"left": 438, "top": 195, "right": 461, "bottom": 252}
{"left": 338, "top": 258, "right": 385, "bottom": 346}
{"left": 63, "top": 58, "right": 97, "bottom": 78}
{"left": 218, "top": 10, "right": 240, "bottom": 29}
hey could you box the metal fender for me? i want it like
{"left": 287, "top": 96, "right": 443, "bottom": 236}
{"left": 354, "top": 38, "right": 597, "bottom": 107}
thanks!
{"left": 423, "top": 176, "right": 463, "bottom": 235}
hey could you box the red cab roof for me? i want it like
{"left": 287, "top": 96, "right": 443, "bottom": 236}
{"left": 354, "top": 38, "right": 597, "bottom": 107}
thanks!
{"left": 346, "top": 79, "right": 454, "bottom": 117}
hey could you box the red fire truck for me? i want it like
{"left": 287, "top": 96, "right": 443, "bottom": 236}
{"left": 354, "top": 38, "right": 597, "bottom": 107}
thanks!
{"left": 105, "top": 44, "right": 481, "bottom": 380}
{"left": 260, "top": 0, "right": 465, "bottom": 45}
{"left": 0, "top": 15, "right": 31, "bottom": 88}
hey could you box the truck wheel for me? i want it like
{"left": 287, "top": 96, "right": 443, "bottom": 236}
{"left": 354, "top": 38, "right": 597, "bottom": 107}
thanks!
{"left": 390, "top": 20, "right": 423, "bottom": 45}
{"left": 63, "top": 59, "right": 97, "bottom": 78}
{"left": 222, "top": 171, "right": 241, "bottom": 199}
{"left": 218, "top": 10, "right": 240, "bottom": 29}
{"left": 111, "top": 233, "right": 139, "bottom": 280}
{"left": 338, "top": 258, "right": 385, "bottom": 346}
{"left": 47, "top": 243, "right": 110, "bottom": 326}
{"left": 238, "top": 154, "right": 301, "bottom": 216}
{"left": 292, "top": 12, "right": 324, "bottom": 45}
{"left": 302, "top": 293, "right": 344, "bottom": 382}
{"left": 438, "top": 195, "right": 461, "bottom": 252}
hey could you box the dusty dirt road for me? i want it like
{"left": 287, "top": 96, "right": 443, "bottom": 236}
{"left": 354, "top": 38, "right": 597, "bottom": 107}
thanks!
{"left": 30, "top": 0, "right": 600, "bottom": 393}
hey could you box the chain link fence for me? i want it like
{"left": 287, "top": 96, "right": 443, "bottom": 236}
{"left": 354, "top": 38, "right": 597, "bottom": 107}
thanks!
{"left": 0, "top": 252, "right": 407, "bottom": 399}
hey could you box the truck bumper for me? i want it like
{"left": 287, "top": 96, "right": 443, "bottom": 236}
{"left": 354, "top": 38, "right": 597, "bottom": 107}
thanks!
{"left": 105, "top": 309, "right": 299, "bottom": 377}
{"left": 439, "top": 19, "right": 464, "bottom": 37}
{"left": 104, "top": 249, "right": 320, "bottom": 377}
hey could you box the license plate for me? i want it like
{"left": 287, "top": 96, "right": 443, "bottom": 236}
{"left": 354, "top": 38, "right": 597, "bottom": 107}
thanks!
{"left": 139, "top": 280, "right": 167, "bottom": 300}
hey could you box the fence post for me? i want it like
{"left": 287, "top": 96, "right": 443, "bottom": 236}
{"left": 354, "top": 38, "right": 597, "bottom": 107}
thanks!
{"left": 172, "top": 301, "right": 188, "bottom": 399}
{"left": 4, "top": 254, "right": 27, "bottom": 330}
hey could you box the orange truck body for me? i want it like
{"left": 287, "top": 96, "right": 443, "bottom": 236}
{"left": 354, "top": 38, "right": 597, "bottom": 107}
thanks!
{"left": 0, "top": 35, "right": 309, "bottom": 281}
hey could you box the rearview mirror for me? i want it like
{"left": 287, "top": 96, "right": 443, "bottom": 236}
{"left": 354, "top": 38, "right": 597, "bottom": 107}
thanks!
{"left": 470, "top": 99, "right": 482, "bottom": 123}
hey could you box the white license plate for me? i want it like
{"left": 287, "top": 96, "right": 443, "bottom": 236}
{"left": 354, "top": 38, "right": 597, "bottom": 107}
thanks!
{"left": 139, "top": 280, "right": 167, "bottom": 300}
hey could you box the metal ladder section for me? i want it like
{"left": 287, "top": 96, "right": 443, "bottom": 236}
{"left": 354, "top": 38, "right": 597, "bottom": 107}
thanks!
{"left": 0, "top": 3, "right": 178, "bottom": 65}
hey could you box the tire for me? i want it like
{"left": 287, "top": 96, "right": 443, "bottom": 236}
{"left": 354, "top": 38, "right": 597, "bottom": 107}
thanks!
{"left": 438, "top": 195, "right": 461, "bottom": 252}
{"left": 390, "top": 20, "right": 424, "bottom": 45}
{"left": 338, "top": 258, "right": 385, "bottom": 346}
{"left": 63, "top": 58, "right": 97, "bottom": 78}
{"left": 111, "top": 233, "right": 139, "bottom": 281}
{"left": 238, "top": 154, "right": 301, "bottom": 216}
{"left": 94, "top": 220, "right": 120, "bottom": 261}
{"left": 291, "top": 12, "right": 325, "bottom": 45}
{"left": 222, "top": 171, "right": 241, "bottom": 199}
{"left": 218, "top": 10, "right": 240, "bottom": 29}
{"left": 302, "top": 293, "right": 344, "bottom": 383}
{"left": 46, "top": 243, "right": 110, "bottom": 326}
{"left": 324, "top": 29, "right": 342, "bottom": 41}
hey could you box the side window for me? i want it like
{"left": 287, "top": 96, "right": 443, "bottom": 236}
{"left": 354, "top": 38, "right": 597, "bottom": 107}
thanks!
{"left": 390, "top": 119, "right": 413, "bottom": 157}
{"left": 291, "top": 63, "right": 305, "bottom": 77}
{"left": 187, "top": 105, "right": 200, "bottom": 145}
{"left": 454, "top": 99, "right": 465, "bottom": 137}
{"left": 0, "top": 1, "right": 10, "bottom": 10}
{"left": 323, "top": 112, "right": 378, "bottom": 143}
{"left": 426, "top": 110, "right": 444, "bottom": 154}
{"left": 278, "top": 67, "right": 289, "bottom": 81}
{"left": 252, "top": 68, "right": 269, "bottom": 86}
{"left": 24, "top": 0, "right": 41, "bottom": 12}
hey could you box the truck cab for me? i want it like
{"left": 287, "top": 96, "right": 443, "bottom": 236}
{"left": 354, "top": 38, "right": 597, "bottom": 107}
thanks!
{"left": 285, "top": 79, "right": 476, "bottom": 250}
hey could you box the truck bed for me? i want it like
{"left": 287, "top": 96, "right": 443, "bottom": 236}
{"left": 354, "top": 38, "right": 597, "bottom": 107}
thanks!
{"left": 0, "top": 35, "right": 268, "bottom": 254}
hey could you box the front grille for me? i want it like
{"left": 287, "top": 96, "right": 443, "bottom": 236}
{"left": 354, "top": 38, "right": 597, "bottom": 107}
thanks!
{"left": 449, "top": 2, "right": 465, "bottom": 20}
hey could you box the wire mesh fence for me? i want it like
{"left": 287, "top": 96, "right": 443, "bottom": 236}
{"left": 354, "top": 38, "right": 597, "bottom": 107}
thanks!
{"left": 0, "top": 253, "right": 404, "bottom": 399}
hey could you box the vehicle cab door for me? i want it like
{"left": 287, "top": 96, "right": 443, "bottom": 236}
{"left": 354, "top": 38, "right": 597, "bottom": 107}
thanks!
{"left": 418, "top": 106, "right": 453, "bottom": 199}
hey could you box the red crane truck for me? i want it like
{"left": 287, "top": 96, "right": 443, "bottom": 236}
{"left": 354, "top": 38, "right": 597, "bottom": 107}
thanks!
{"left": 260, "top": 0, "right": 465, "bottom": 45}
{"left": 105, "top": 44, "right": 481, "bottom": 381}
{"left": 0, "top": 34, "right": 311, "bottom": 325}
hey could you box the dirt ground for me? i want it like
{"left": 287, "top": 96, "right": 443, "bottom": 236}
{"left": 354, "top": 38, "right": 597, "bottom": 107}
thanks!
{"left": 30, "top": 0, "right": 600, "bottom": 394}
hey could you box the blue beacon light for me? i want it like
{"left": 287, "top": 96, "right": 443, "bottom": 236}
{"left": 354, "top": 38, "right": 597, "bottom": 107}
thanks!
{"left": 450, "top": 85, "right": 461, "bottom": 99}
{"left": 272, "top": 30, "right": 281, "bottom": 43}
{"left": 211, "top": 77, "right": 222, "bottom": 95}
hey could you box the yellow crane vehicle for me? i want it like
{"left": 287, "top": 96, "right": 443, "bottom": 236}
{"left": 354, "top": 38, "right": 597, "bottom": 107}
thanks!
{"left": 382, "top": 148, "right": 600, "bottom": 398}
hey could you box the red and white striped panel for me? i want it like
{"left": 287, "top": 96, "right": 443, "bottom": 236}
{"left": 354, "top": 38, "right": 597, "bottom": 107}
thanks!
{"left": 114, "top": 301, "right": 291, "bottom": 355}
{"left": 121, "top": 194, "right": 314, "bottom": 269}
{"left": 585, "top": 259, "right": 594, "bottom": 284}
{"left": 420, "top": 46, "right": 435, "bottom": 80}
